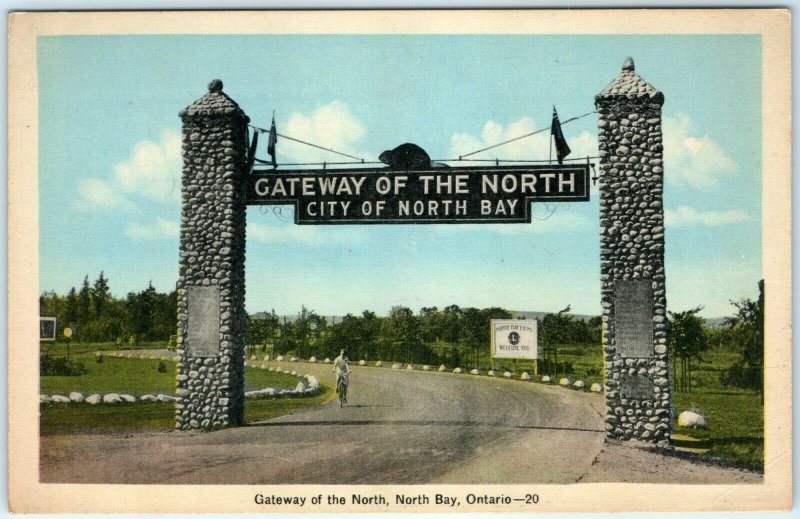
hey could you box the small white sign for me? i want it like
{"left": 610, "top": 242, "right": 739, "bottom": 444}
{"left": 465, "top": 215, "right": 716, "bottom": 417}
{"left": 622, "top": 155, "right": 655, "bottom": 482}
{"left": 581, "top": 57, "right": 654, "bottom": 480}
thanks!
{"left": 491, "top": 319, "right": 539, "bottom": 360}
{"left": 40, "top": 317, "right": 57, "bottom": 341}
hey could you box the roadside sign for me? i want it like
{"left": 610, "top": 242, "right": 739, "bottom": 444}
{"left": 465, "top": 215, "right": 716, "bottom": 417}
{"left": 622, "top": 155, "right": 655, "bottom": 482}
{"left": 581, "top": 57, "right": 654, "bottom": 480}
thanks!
{"left": 490, "top": 319, "right": 539, "bottom": 360}
{"left": 39, "top": 317, "right": 57, "bottom": 341}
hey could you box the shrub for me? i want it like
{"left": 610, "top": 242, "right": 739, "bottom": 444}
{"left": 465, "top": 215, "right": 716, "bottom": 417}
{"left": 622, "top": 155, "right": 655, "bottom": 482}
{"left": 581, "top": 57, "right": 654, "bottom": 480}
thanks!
{"left": 40, "top": 354, "right": 87, "bottom": 376}
{"left": 157, "top": 360, "right": 168, "bottom": 373}
{"left": 96, "top": 353, "right": 104, "bottom": 363}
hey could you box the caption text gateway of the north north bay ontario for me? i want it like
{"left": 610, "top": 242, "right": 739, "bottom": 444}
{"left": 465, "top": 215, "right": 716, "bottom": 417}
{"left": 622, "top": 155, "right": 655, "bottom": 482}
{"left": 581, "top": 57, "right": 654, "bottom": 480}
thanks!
{"left": 247, "top": 165, "right": 590, "bottom": 224}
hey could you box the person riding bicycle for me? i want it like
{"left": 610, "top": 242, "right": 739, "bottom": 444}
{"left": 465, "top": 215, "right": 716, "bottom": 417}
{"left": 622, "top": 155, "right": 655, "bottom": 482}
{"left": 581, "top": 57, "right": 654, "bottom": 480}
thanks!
{"left": 333, "top": 349, "right": 351, "bottom": 403}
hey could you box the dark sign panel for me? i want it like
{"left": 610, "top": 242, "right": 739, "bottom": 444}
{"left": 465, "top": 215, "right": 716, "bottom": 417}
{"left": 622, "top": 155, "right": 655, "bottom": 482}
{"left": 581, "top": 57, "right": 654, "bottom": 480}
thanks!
{"left": 187, "top": 286, "right": 220, "bottom": 357}
{"left": 247, "top": 165, "right": 590, "bottom": 224}
{"left": 614, "top": 280, "right": 654, "bottom": 358}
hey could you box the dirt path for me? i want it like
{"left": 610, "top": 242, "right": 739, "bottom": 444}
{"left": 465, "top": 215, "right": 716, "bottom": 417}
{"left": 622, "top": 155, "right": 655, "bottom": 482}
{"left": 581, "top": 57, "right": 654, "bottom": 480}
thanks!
{"left": 39, "top": 363, "right": 761, "bottom": 484}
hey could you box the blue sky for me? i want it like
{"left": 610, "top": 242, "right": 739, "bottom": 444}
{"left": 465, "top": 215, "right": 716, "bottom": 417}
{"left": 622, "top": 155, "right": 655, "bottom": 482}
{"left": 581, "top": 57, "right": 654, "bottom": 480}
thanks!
{"left": 38, "top": 34, "right": 762, "bottom": 317}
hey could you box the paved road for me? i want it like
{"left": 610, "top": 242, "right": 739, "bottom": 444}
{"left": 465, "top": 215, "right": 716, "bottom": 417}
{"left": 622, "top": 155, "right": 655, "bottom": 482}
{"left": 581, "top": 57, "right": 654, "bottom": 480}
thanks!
{"left": 40, "top": 363, "right": 759, "bottom": 484}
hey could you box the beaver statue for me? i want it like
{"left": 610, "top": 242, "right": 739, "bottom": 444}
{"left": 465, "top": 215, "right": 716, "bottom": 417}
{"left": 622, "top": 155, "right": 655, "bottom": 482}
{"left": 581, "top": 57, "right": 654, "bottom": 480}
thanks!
{"left": 378, "top": 143, "right": 449, "bottom": 170}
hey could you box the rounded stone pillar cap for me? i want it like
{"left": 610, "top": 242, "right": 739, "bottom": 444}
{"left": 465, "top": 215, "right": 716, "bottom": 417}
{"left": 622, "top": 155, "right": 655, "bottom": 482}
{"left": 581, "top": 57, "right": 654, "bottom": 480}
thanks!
{"left": 208, "top": 79, "right": 223, "bottom": 93}
{"left": 180, "top": 79, "right": 249, "bottom": 121}
{"left": 622, "top": 56, "right": 635, "bottom": 71}
{"left": 596, "top": 56, "right": 664, "bottom": 105}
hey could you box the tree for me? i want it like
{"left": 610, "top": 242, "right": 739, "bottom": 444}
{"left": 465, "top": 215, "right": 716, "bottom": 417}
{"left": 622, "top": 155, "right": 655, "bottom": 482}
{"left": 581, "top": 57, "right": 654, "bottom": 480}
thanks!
{"left": 77, "top": 275, "right": 92, "bottom": 331}
{"left": 92, "top": 271, "right": 110, "bottom": 317}
{"left": 668, "top": 305, "right": 708, "bottom": 393}
{"left": 720, "top": 280, "right": 764, "bottom": 401}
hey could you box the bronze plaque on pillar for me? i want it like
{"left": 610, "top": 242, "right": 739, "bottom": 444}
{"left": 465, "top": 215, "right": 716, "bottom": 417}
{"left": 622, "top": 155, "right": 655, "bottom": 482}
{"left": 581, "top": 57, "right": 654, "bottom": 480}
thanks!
{"left": 187, "top": 286, "right": 220, "bottom": 357}
{"left": 615, "top": 280, "right": 654, "bottom": 358}
{"left": 620, "top": 375, "right": 655, "bottom": 399}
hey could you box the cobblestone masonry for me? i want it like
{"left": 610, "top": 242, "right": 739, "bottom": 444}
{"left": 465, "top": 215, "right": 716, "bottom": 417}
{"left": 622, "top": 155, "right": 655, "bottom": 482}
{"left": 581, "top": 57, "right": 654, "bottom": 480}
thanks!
{"left": 176, "top": 80, "right": 249, "bottom": 429}
{"left": 596, "top": 58, "right": 670, "bottom": 443}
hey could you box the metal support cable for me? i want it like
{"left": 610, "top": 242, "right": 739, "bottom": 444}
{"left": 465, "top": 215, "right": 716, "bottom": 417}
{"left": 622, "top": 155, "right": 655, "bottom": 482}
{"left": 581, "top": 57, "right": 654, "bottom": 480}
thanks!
{"left": 249, "top": 124, "right": 365, "bottom": 162}
{"left": 458, "top": 110, "right": 597, "bottom": 159}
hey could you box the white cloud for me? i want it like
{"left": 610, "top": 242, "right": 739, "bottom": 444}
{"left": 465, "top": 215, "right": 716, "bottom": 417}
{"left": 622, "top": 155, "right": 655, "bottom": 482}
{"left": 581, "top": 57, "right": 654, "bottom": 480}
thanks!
{"left": 74, "top": 178, "right": 133, "bottom": 211}
{"left": 113, "top": 129, "right": 182, "bottom": 202}
{"left": 663, "top": 113, "right": 737, "bottom": 189}
{"left": 665, "top": 205, "right": 749, "bottom": 228}
{"left": 76, "top": 129, "right": 182, "bottom": 210}
{"left": 279, "top": 101, "right": 368, "bottom": 164}
{"left": 448, "top": 117, "right": 597, "bottom": 164}
{"left": 125, "top": 217, "right": 180, "bottom": 241}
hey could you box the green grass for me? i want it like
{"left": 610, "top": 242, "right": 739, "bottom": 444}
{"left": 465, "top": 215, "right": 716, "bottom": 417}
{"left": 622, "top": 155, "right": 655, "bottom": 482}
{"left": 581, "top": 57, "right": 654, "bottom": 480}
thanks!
{"left": 672, "top": 348, "right": 764, "bottom": 471}
{"left": 41, "top": 353, "right": 304, "bottom": 395}
{"left": 40, "top": 387, "right": 334, "bottom": 434}
{"left": 40, "top": 349, "right": 332, "bottom": 433}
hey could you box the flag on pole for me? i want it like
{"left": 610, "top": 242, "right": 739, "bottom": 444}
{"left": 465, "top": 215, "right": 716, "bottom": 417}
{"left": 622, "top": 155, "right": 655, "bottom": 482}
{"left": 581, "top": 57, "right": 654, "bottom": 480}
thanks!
{"left": 267, "top": 113, "right": 278, "bottom": 168}
{"left": 550, "top": 106, "right": 571, "bottom": 165}
{"left": 246, "top": 129, "right": 259, "bottom": 172}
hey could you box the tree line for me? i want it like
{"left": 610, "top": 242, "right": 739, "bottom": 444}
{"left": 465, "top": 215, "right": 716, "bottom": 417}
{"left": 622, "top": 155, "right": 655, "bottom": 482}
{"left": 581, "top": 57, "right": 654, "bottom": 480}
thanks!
{"left": 40, "top": 273, "right": 764, "bottom": 394}
{"left": 39, "top": 272, "right": 176, "bottom": 344}
{"left": 247, "top": 304, "right": 602, "bottom": 369}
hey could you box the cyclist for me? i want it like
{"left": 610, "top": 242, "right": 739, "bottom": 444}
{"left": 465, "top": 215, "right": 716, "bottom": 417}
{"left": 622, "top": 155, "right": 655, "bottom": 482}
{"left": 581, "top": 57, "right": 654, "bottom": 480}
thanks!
{"left": 333, "top": 349, "right": 351, "bottom": 403}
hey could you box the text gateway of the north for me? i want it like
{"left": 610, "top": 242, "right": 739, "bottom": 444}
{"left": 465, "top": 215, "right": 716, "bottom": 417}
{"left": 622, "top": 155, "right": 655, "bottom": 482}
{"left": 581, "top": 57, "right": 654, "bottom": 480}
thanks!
{"left": 247, "top": 165, "right": 590, "bottom": 224}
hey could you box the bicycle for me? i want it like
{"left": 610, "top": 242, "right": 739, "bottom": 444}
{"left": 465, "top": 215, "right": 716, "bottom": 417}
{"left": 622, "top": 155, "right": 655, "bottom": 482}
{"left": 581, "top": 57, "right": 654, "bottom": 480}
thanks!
{"left": 337, "top": 373, "right": 349, "bottom": 407}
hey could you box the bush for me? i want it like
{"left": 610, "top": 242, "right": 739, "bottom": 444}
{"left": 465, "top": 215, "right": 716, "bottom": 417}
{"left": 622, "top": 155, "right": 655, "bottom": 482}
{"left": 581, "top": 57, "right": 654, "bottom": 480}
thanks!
{"left": 40, "top": 354, "right": 87, "bottom": 376}
{"left": 157, "top": 360, "right": 168, "bottom": 373}
{"left": 96, "top": 353, "right": 104, "bottom": 363}
{"left": 719, "top": 361, "right": 762, "bottom": 390}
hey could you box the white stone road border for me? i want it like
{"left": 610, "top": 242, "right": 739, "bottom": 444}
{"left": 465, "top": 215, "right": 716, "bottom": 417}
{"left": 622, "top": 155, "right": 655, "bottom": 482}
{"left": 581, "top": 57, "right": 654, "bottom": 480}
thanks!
{"left": 40, "top": 352, "right": 322, "bottom": 405}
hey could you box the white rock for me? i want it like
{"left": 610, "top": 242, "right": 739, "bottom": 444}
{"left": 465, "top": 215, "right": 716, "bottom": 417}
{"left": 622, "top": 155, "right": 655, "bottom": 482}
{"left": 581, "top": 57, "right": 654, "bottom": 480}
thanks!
{"left": 306, "top": 375, "right": 320, "bottom": 389}
{"left": 172, "top": 356, "right": 179, "bottom": 362}
{"left": 375, "top": 361, "right": 383, "bottom": 367}
{"left": 423, "top": 365, "right": 430, "bottom": 371}
{"left": 573, "top": 380, "right": 587, "bottom": 389}
{"left": 275, "top": 367, "right": 282, "bottom": 373}
{"left": 261, "top": 388, "right": 276, "bottom": 397}
{"left": 295, "top": 381, "right": 307, "bottom": 392}
{"left": 324, "top": 358, "right": 331, "bottom": 364}
{"left": 559, "top": 377, "right": 573, "bottom": 387}
{"left": 503, "top": 371, "right": 513, "bottom": 378}
{"left": 541, "top": 375, "right": 551, "bottom": 383}
{"left": 309, "top": 356, "right": 317, "bottom": 363}
{"left": 85, "top": 394, "right": 102, "bottom": 405}
{"left": 156, "top": 394, "right": 178, "bottom": 403}
{"left": 453, "top": 367, "right": 462, "bottom": 374}
{"left": 590, "top": 383, "right": 603, "bottom": 393}
{"left": 358, "top": 360, "right": 366, "bottom": 366}
{"left": 521, "top": 372, "right": 531, "bottom": 381}
{"left": 243, "top": 361, "right": 248, "bottom": 367}
{"left": 470, "top": 369, "right": 480, "bottom": 375}
{"left": 148, "top": 355, "right": 155, "bottom": 360}
{"left": 139, "top": 394, "right": 156, "bottom": 402}
{"left": 245, "top": 390, "right": 261, "bottom": 398}
{"left": 392, "top": 363, "right": 401, "bottom": 369}
{"left": 678, "top": 410, "right": 708, "bottom": 428}
{"left": 120, "top": 394, "right": 136, "bottom": 402}
{"left": 277, "top": 355, "right": 285, "bottom": 361}
{"left": 40, "top": 395, "right": 51, "bottom": 404}
{"left": 159, "top": 356, "right": 166, "bottom": 361}
{"left": 68, "top": 391, "right": 84, "bottom": 403}
{"left": 406, "top": 364, "right": 414, "bottom": 370}
{"left": 260, "top": 364, "right": 266, "bottom": 369}
{"left": 103, "top": 393, "right": 122, "bottom": 404}
{"left": 290, "top": 370, "right": 298, "bottom": 376}
{"left": 251, "top": 355, "right": 258, "bottom": 361}
{"left": 50, "top": 395, "right": 71, "bottom": 404}
{"left": 290, "top": 357, "right": 299, "bottom": 362}
{"left": 438, "top": 365, "right": 446, "bottom": 372}
{"left": 487, "top": 370, "right": 495, "bottom": 377}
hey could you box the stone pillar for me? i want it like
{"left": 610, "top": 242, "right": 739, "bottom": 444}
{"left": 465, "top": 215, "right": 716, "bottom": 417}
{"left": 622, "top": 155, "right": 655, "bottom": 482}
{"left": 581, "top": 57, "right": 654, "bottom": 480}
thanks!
{"left": 596, "top": 58, "right": 670, "bottom": 444}
{"left": 176, "top": 80, "right": 249, "bottom": 430}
